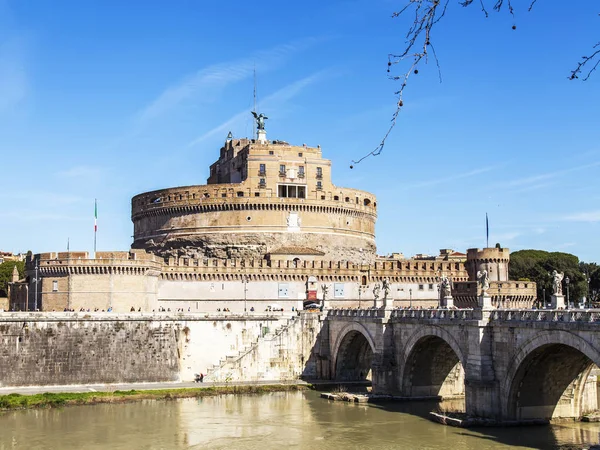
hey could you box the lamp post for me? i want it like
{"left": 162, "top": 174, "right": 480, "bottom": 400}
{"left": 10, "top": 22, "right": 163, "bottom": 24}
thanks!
{"left": 565, "top": 276, "right": 570, "bottom": 310}
{"left": 498, "top": 283, "right": 502, "bottom": 309}
{"left": 409, "top": 288, "right": 412, "bottom": 309}
{"left": 542, "top": 287, "right": 546, "bottom": 310}
{"left": 32, "top": 262, "right": 40, "bottom": 312}
{"left": 243, "top": 275, "right": 248, "bottom": 314}
{"left": 586, "top": 273, "right": 591, "bottom": 309}
{"left": 358, "top": 284, "right": 362, "bottom": 309}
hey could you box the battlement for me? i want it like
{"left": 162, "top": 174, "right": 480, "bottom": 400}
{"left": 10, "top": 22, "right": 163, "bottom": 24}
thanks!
{"left": 159, "top": 255, "right": 468, "bottom": 283}
{"left": 131, "top": 184, "right": 377, "bottom": 219}
{"left": 467, "top": 247, "right": 510, "bottom": 262}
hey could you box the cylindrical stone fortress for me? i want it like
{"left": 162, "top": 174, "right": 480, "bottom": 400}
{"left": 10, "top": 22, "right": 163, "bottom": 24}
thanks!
{"left": 132, "top": 137, "right": 377, "bottom": 262}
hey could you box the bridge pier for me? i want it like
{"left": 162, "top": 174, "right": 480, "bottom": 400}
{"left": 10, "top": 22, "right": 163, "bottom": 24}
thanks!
{"left": 324, "top": 308, "right": 600, "bottom": 422}
{"left": 465, "top": 381, "right": 501, "bottom": 420}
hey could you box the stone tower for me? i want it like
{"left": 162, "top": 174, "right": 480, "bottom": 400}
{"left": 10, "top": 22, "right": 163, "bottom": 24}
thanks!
{"left": 466, "top": 247, "right": 510, "bottom": 282}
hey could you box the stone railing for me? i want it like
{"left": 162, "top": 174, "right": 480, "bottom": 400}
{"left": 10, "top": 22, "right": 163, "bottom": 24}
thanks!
{"left": 326, "top": 308, "right": 475, "bottom": 320}
{"left": 326, "top": 309, "right": 384, "bottom": 319}
{"left": 489, "top": 309, "right": 600, "bottom": 323}
{"left": 0, "top": 311, "right": 289, "bottom": 322}
{"left": 391, "top": 308, "right": 475, "bottom": 321}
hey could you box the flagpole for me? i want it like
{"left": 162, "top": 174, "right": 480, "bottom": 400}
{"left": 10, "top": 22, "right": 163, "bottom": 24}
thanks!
{"left": 486, "top": 212, "right": 489, "bottom": 248}
{"left": 94, "top": 199, "right": 97, "bottom": 258}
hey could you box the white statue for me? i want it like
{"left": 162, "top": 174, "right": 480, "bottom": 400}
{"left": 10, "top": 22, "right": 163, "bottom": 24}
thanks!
{"left": 552, "top": 270, "right": 564, "bottom": 295}
{"left": 382, "top": 279, "right": 390, "bottom": 299}
{"left": 477, "top": 270, "right": 490, "bottom": 295}
{"left": 373, "top": 283, "right": 380, "bottom": 301}
{"left": 321, "top": 284, "right": 329, "bottom": 301}
{"left": 441, "top": 275, "right": 451, "bottom": 297}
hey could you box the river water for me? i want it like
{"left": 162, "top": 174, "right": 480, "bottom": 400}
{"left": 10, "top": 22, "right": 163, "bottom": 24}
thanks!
{"left": 1, "top": 391, "right": 599, "bottom": 449}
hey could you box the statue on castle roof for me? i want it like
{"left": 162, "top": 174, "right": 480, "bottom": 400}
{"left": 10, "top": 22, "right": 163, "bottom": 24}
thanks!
{"left": 552, "top": 270, "right": 564, "bottom": 295}
{"left": 477, "top": 270, "right": 490, "bottom": 296}
{"left": 251, "top": 111, "right": 268, "bottom": 130}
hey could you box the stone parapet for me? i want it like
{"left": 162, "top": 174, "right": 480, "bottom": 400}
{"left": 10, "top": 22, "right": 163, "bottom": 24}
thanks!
{"left": 160, "top": 255, "right": 468, "bottom": 283}
{"left": 452, "top": 280, "right": 536, "bottom": 309}
{"left": 0, "top": 311, "right": 289, "bottom": 322}
{"left": 132, "top": 185, "right": 377, "bottom": 218}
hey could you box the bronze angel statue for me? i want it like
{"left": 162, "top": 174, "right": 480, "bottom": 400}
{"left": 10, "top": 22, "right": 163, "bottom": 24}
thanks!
{"left": 252, "top": 111, "right": 268, "bottom": 130}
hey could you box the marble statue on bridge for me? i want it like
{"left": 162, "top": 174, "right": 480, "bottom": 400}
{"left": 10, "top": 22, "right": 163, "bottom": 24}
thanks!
{"left": 477, "top": 270, "right": 490, "bottom": 295}
{"left": 382, "top": 279, "right": 390, "bottom": 300}
{"left": 552, "top": 270, "right": 564, "bottom": 295}
{"left": 441, "top": 275, "right": 451, "bottom": 297}
{"left": 373, "top": 283, "right": 380, "bottom": 301}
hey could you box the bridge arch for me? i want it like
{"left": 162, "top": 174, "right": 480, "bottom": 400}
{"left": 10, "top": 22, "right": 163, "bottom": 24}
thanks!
{"left": 331, "top": 322, "right": 376, "bottom": 382}
{"left": 399, "top": 326, "right": 466, "bottom": 398}
{"left": 502, "top": 331, "right": 600, "bottom": 421}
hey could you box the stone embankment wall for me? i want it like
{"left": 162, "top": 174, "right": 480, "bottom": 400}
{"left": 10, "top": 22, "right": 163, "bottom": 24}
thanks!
{"left": 0, "top": 313, "right": 293, "bottom": 387}
{"left": 204, "top": 312, "right": 323, "bottom": 383}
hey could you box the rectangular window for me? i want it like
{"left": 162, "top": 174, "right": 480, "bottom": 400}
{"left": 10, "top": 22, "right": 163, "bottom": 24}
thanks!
{"left": 418, "top": 284, "right": 424, "bottom": 291}
{"left": 269, "top": 151, "right": 274, "bottom": 155}
{"left": 278, "top": 283, "right": 289, "bottom": 298}
{"left": 316, "top": 167, "right": 322, "bottom": 178}
{"left": 279, "top": 164, "right": 286, "bottom": 176}
{"left": 429, "top": 284, "right": 434, "bottom": 290}
{"left": 298, "top": 166, "right": 305, "bottom": 177}
{"left": 52, "top": 280, "right": 58, "bottom": 292}
{"left": 259, "top": 164, "right": 266, "bottom": 175}
{"left": 278, "top": 184, "right": 306, "bottom": 198}
{"left": 334, "top": 283, "right": 345, "bottom": 298}
{"left": 259, "top": 178, "right": 266, "bottom": 188}
{"left": 316, "top": 181, "right": 322, "bottom": 190}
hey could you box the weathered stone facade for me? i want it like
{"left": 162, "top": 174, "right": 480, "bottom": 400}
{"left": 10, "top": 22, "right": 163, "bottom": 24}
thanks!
{"left": 323, "top": 308, "right": 600, "bottom": 422}
{"left": 0, "top": 312, "right": 315, "bottom": 387}
{"left": 131, "top": 138, "right": 377, "bottom": 262}
{"left": 15, "top": 245, "right": 535, "bottom": 313}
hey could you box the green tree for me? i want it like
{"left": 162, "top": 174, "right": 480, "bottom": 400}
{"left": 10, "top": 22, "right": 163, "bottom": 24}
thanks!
{"left": 0, "top": 261, "right": 25, "bottom": 297}
{"left": 510, "top": 250, "right": 589, "bottom": 305}
{"left": 579, "top": 261, "right": 600, "bottom": 304}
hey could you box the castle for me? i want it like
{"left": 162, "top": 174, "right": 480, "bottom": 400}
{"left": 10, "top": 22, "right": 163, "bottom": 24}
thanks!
{"left": 10, "top": 123, "right": 536, "bottom": 312}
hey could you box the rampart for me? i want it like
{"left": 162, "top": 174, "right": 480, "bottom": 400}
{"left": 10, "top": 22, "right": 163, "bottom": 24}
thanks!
{"left": 0, "top": 313, "right": 302, "bottom": 386}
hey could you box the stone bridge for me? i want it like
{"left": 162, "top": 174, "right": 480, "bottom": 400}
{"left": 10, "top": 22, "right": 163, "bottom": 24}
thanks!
{"left": 322, "top": 308, "right": 600, "bottom": 422}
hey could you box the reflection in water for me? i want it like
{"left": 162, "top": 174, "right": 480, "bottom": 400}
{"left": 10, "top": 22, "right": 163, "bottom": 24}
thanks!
{"left": 0, "top": 392, "right": 599, "bottom": 449}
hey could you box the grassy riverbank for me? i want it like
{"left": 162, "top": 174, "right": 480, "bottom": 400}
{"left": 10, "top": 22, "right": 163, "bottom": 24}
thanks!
{"left": 0, "top": 384, "right": 310, "bottom": 411}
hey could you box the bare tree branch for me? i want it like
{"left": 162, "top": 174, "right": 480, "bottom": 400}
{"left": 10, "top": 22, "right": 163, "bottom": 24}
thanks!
{"left": 350, "top": 1, "right": 599, "bottom": 167}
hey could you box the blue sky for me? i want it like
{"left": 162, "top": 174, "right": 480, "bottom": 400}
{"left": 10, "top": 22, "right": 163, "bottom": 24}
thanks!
{"left": 1, "top": 0, "right": 599, "bottom": 262}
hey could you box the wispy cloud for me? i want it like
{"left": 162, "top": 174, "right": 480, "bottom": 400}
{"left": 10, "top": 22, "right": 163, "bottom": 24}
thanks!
{"left": 56, "top": 165, "right": 103, "bottom": 180}
{"left": 556, "top": 242, "right": 576, "bottom": 249}
{"left": 134, "top": 38, "right": 318, "bottom": 127}
{"left": 0, "top": 191, "right": 83, "bottom": 205}
{"left": 506, "top": 161, "right": 600, "bottom": 188}
{"left": 492, "top": 231, "right": 521, "bottom": 242}
{"left": 186, "top": 70, "right": 330, "bottom": 148}
{"left": 409, "top": 166, "right": 498, "bottom": 189}
{"left": 564, "top": 211, "right": 600, "bottom": 223}
{"left": 0, "top": 36, "right": 29, "bottom": 113}
{"left": 0, "top": 210, "right": 86, "bottom": 221}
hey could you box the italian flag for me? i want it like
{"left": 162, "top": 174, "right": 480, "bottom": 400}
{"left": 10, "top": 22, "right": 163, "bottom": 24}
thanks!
{"left": 94, "top": 199, "right": 98, "bottom": 232}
